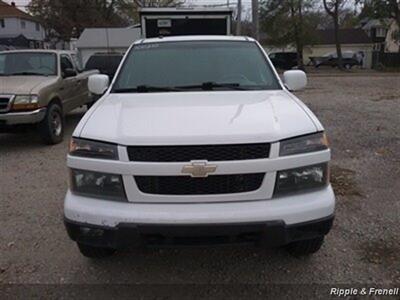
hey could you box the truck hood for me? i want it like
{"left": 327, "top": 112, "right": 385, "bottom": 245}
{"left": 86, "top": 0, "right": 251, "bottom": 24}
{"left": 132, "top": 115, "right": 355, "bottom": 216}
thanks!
{"left": 79, "top": 90, "right": 319, "bottom": 145}
{"left": 0, "top": 76, "right": 57, "bottom": 94}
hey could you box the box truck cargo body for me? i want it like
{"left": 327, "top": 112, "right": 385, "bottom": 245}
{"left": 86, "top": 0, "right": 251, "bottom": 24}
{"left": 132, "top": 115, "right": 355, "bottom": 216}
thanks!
{"left": 140, "top": 8, "right": 233, "bottom": 38}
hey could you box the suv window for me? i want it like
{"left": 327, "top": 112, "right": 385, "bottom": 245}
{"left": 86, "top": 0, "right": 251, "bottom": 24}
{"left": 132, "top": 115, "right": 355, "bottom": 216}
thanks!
{"left": 70, "top": 54, "right": 83, "bottom": 72}
{"left": 113, "top": 41, "right": 281, "bottom": 92}
{"left": 85, "top": 54, "right": 123, "bottom": 78}
{"left": 61, "top": 55, "right": 74, "bottom": 71}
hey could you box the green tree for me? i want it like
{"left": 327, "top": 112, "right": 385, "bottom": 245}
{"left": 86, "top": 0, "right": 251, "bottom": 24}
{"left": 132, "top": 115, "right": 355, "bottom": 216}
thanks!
{"left": 29, "top": 0, "right": 127, "bottom": 43}
{"left": 260, "top": 0, "right": 318, "bottom": 68}
{"left": 29, "top": 0, "right": 185, "bottom": 44}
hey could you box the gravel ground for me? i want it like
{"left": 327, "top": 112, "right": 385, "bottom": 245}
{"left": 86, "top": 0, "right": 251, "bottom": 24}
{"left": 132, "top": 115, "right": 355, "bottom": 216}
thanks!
{"left": 0, "top": 74, "right": 399, "bottom": 296}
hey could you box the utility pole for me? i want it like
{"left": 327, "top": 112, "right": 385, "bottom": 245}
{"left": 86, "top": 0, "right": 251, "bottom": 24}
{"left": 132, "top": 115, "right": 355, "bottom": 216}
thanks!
{"left": 252, "top": 0, "right": 259, "bottom": 40}
{"left": 236, "top": 0, "right": 242, "bottom": 35}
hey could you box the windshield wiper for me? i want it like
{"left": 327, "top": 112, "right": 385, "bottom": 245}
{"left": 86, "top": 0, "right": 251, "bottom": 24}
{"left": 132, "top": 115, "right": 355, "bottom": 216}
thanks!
{"left": 175, "top": 82, "right": 250, "bottom": 91}
{"left": 8, "top": 72, "right": 49, "bottom": 76}
{"left": 113, "top": 85, "right": 181, "bottom": 93}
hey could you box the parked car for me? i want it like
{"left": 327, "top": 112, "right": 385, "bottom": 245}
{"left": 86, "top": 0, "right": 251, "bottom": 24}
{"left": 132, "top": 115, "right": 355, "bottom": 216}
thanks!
{"left": 269, "top": 52, "right": 298, "bottom": 70}
{"left": 0, "top": 50, "right": 98, "bottom": 144}
{"left": 310, "top": 51, "right": 361, "bottom": 69}
{"left": 64, "top": 36, "right": 335, "bottom": 258}
{"left": 84, "top": 53, "right": 123, "bottom": 80}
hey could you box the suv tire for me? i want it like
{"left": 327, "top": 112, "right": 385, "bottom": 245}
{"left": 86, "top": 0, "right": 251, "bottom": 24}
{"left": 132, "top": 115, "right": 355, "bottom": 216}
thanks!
{"left": 286, "top": 237, "right": 324, "bottom": 256}
{"left": 38, "top": 102, "right": 64, "bottom": 145}
{"left": 77, "top": 243, "right": 116, "bottom": 258}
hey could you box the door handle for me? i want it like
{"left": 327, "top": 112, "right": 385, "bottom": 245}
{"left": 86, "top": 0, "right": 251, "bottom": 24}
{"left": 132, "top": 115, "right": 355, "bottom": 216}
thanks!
{"left": 59, "top": 87, "right": 65, "bottom": 91}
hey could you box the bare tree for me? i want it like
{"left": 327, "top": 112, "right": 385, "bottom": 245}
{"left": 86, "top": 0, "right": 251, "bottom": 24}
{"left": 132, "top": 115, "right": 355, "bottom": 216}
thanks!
{"left": 289, "top": 0, "right": 305, "bottom": 68}
{"left": 323, "top": 0, "right": 347, "bottom": 69}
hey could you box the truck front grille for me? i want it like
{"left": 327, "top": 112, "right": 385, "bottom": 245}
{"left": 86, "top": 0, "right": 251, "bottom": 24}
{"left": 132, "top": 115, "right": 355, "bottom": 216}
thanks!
{"left": 0, "top": 96, "right": 12, "bottom": 112}
{"left": 135, "top": 173, "right": 265, "bottom": 195}
{"left": 127, "top": 143, "right": 270, "bottom": 162}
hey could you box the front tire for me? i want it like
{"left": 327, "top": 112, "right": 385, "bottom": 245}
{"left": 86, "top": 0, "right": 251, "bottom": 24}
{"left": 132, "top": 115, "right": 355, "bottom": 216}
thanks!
{"left": 77, "top": 243, "right": 116, "bottom": 258}
{"left": 286, "top": 237, "right": 324, "bottom": 257}
{"left": 38, "top": 102, "right": 64, "bottom": 145}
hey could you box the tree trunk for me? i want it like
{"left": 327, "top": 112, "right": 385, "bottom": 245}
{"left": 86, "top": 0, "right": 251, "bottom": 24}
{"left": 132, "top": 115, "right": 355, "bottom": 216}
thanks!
{"left": 323, "top": 0, "right": 344, "bottom": 70}
{"left": 333, "top": 11, "right": 343, "bottom": 69}
{"left": 290, "top": 0, "right": 304, "bottom": 70}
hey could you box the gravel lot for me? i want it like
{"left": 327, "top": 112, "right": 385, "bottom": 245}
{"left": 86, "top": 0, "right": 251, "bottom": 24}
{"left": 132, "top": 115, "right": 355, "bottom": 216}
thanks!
{"left": 0, "top": 74, "right": 399, "bottom": 293}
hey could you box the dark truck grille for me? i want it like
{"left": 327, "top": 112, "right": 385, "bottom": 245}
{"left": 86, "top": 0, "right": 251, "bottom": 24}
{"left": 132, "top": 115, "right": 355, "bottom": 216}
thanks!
{"left": 127, "top": 143, "right": 270, "bottom": 162}
{"left": 135, "top": 173, "right": 265, "bottom": 195}
{"left": 0, "top": 96, "right": 11, "bottom": 112}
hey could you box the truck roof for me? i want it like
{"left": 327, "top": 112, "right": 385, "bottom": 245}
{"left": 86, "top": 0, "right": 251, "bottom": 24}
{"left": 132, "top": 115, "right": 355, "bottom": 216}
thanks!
{"left": 135, "top": 35, "right": 256, "bottom": 45}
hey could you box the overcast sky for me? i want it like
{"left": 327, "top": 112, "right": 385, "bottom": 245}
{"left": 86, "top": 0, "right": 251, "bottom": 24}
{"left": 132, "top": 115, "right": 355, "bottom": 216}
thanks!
{"left": 5, "top": 0, "right": 252, "bottom": 9}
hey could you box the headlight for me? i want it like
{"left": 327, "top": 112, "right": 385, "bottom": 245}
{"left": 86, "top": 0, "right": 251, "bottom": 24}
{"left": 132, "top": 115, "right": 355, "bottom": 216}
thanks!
{"left": 12, "top": 95, "right": 39, "bottom": 111}
{"left": 70, "top": 169, "right": 127, "bottom": 201}
{"left": 274, "top": 163, "right": 329, "bottom": 195}
{"left": 280, "top": 132, "right": 329, "bottom": 156}
{"left": 69, "top": 138, "right": 119, "bottom": 160}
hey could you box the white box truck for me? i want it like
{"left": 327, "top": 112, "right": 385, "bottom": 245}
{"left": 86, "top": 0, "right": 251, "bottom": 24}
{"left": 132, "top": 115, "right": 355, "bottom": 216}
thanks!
{"left": 140, "top": 7, "right": 233, "bottom": 38}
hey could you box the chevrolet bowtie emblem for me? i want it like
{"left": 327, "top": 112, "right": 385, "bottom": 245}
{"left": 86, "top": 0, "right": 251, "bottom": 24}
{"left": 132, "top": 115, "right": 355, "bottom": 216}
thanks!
{"left": 182, "top": 161, "right": 217, "bottom": 178}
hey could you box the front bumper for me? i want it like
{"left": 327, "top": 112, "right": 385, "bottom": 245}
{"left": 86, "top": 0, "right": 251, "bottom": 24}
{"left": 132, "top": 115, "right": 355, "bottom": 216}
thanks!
{"left": 65, "top": 215, "right": 334, "bottom": 249}
{"left": 64, "top": 185, "right": 335, "bottom": 248}
{"left": 64, "top": 185, "right": 335, "bottom": 227}
{"left": 0, "top": 108, "right": 46, "bottom": 126}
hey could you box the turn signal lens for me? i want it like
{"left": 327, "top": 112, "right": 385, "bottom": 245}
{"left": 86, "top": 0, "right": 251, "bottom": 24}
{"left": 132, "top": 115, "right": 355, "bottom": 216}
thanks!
{"left": 12, "top": 95, "right": 39, "bottom": 111}
{"left": 69, "top": 138, "right": 119, "bottom": 160}
{"left": 280, "top": 132, "right": 329, "bottom": 156}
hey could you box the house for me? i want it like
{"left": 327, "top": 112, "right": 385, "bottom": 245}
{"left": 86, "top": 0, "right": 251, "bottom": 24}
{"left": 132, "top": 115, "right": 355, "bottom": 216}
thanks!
{"left": 76, "top": 27, "right": 141, "bottom": 65}
{"left": 303, "top": 28, "right": 374, "bottom": 68}
{"left": 385, "top": 20, "right": 400, "bottom": 53}
{"left": 0, "top": 0, "right": 46, "bottom": 49}
{"left": 361, "top": 19, "right": 390, "bottom": 52}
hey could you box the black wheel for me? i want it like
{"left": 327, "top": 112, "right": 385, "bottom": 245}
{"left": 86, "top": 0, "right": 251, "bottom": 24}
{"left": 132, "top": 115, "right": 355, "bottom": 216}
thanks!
{"left": 77, "top": 243, "right": 116, "bottom": 258}
{"left": 286, "top": 237, "right": 324, "bottom": 257}
{"left": 38, "top": 102, "right": 64, "bottom": 145}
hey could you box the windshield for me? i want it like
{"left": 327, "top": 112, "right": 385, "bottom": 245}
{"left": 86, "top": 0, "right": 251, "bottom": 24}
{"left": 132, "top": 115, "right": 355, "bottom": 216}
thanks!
{"left": 0, "top": 52, "right": 57, "bottom": 76}
{"left": 113, "top": 41, "right": 281, "bottom": 93}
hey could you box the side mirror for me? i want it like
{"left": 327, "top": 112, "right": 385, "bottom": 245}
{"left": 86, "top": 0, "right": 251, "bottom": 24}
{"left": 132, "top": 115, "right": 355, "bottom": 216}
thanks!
{"left": 88, "top": 74, "right": 110, "bottom": 95}
{"left": 62, "top": 68, "right": 77, "bottom": 78}
{"left": 283, "top": 70, "right": 307, "bottom": 91}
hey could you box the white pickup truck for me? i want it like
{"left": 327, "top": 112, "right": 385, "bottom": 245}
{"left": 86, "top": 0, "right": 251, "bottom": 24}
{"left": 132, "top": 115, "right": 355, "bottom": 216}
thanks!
{"left": 64, "top": 36, "right": 335, "bottom": 258}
